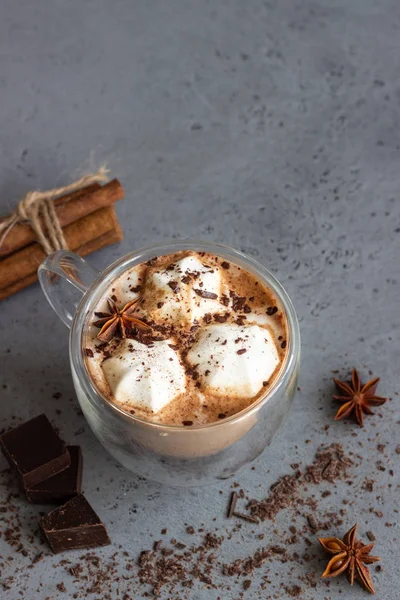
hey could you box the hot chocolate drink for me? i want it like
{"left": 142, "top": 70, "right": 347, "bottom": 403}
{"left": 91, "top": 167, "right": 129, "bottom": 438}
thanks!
{"left": 84, "top": 251, "right": 288, "bottom": 426}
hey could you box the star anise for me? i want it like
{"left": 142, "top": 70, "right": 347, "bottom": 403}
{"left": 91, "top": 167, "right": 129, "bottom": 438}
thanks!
{"left": 318, "top": 524, "right": 380, "bottom": 594}
{"left": 93, "top": 297, "right": 151, "bottom": 342}
{"left": 332, "top": 368, "right": 386, "bottom": 426}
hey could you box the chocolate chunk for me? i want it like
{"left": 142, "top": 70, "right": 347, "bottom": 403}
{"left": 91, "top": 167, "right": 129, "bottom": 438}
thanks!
{"left": 237, "top": 348, "right": 247, "bottom": 355}
{"left": 193, "top": 288, "right": 218, "bottom": 299}
{"left": 220, "top": 294, "right": 230, "bottom": 306}
{"left": 266, "top": 306, "right": 278, "bottom": 316}
{"left": 168, "top": 281, "right": 179, "bottom": 292}
{"left": 0, "top": 414, "right": 70, "bottom": 489}
{"left": 26, "top": 446, "right": 83, "bottom": 504}
{"left": 39, "top": 494, "right": 111, "bottom": 554}
{"left": 213, "top": 313, "right": 229, "bottom": 323}
{"left": 231, "top": 295, "right": 246, "bottom": 312}
{"left": 221, "top": 261, "right": 230, "bottom": 269}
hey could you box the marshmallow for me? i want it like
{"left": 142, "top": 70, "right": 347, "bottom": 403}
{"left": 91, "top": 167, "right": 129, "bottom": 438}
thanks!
{"left": 187, "top": 324, "right": 280, "bottom": 398}
{"left": 143, "top": 256, "right": 223, "bottom": 326}
{"left": 101, "top": 338, "right": 185, "bottom": 413}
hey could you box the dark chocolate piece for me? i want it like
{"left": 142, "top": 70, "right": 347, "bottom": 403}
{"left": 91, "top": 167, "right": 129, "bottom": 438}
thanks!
{"left": 193, "top": 288, "right": 218, "bottom": 299}
{"left": 26, "top": 446, "right": 83, "bottom": 504}
{"left": 39, "top": 494, "right": 111, "bottom": 554}
{"left": 227, "top": 491, "right": 238, "bottom": 518}
{"left": 0, "top": 414, "right": 70, "bottom": 489}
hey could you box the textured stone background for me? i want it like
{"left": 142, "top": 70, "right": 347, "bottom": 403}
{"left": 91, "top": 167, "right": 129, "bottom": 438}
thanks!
{"left": 0, "top": 0, "right": 399, "bottom": 598}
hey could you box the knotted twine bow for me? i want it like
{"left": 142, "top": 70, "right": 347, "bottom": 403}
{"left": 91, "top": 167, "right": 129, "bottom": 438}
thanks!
{"left": 0, "top": 166, "right": 109, "bottom": 254}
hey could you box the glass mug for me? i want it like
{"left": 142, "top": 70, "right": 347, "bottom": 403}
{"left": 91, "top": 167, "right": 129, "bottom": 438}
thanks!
{"left": 38, "top": 241, "right": 300, "bottom": 486}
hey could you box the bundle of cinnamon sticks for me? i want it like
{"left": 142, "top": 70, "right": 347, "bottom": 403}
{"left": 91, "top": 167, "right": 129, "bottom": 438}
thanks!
{"left": 0, "top": 179, "right": 124, "bottom": 301}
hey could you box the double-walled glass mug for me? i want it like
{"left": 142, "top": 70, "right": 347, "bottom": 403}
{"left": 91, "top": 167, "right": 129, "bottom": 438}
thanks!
{"left": 38, "top": 241, "right": 300, "bottom": 486}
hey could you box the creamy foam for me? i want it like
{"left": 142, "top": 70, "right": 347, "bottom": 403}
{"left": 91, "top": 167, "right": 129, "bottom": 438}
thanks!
{"left": 84, "top": 251, "right": 287, "bottom": 425}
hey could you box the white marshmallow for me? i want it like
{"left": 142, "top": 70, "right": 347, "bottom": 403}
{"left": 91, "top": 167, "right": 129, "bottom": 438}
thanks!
{"left": 101, "top": 338, "right": 185, "bottom": 413}
{"left": 187, "top": 324, "right": 280, "bottom": 398}
{"left": 143, "top": 256, "right": 223, "bottom": 325}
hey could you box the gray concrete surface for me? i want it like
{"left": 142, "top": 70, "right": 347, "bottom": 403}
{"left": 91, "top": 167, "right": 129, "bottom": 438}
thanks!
{"left": 0, "top": 0, "right": 399, "bottom": 598}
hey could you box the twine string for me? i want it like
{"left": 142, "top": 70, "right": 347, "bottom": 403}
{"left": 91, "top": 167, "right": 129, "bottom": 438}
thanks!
{"left": 0, "top": 166, "right": 109, "bottom": 254}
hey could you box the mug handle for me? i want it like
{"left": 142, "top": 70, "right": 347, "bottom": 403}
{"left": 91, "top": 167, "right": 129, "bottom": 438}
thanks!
{"left": 38, "top": 250, "right": 99, "bottom": 328}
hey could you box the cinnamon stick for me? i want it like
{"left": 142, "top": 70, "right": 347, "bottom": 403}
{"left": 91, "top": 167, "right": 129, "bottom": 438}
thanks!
{"left": 0, "top": 226, "right": 123, "bottom": 301}
{"left": 0, "top": 179, "right": 124, "bottom": 257}
{"left": 0, "top": 206, "right": 123, "bottom": 292}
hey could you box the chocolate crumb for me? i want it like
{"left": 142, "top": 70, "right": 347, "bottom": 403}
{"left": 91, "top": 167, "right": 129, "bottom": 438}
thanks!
{"left": 233, "top": 512, "right": 259, "bottom": 524}
{"left": 237, "top": 349, "right": 247, "bottom": 355}
{"left": 84, "top": 348, "right": 94, "bottom": 358}
{"left": 31, "top": 552, "right": 44, "bottom": 565}
{"left": 168, "top": 281, "right": 179, "bottom": 292}
{"left": 307, "top": 515, "right": 318, "bottom": 531}
{"left": 227, "top": 492, "right": 238, "bottom": 518}
{"left": 194, "top": 288, "right": 218, "bottom": 299}
{"left": 231, "top": 295, "right": 246, "bottom": 312}
{"left": 221, "top": 261, "right": 230, "bottom": 269}
{"left": 214, "top": 313, "right": 229, "bottom": 323}
{"left": 284, "top": 584, "right": 302, "bottom": 597}
{"left": 266, "top": 306, "right": 278, "bottom": 316}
